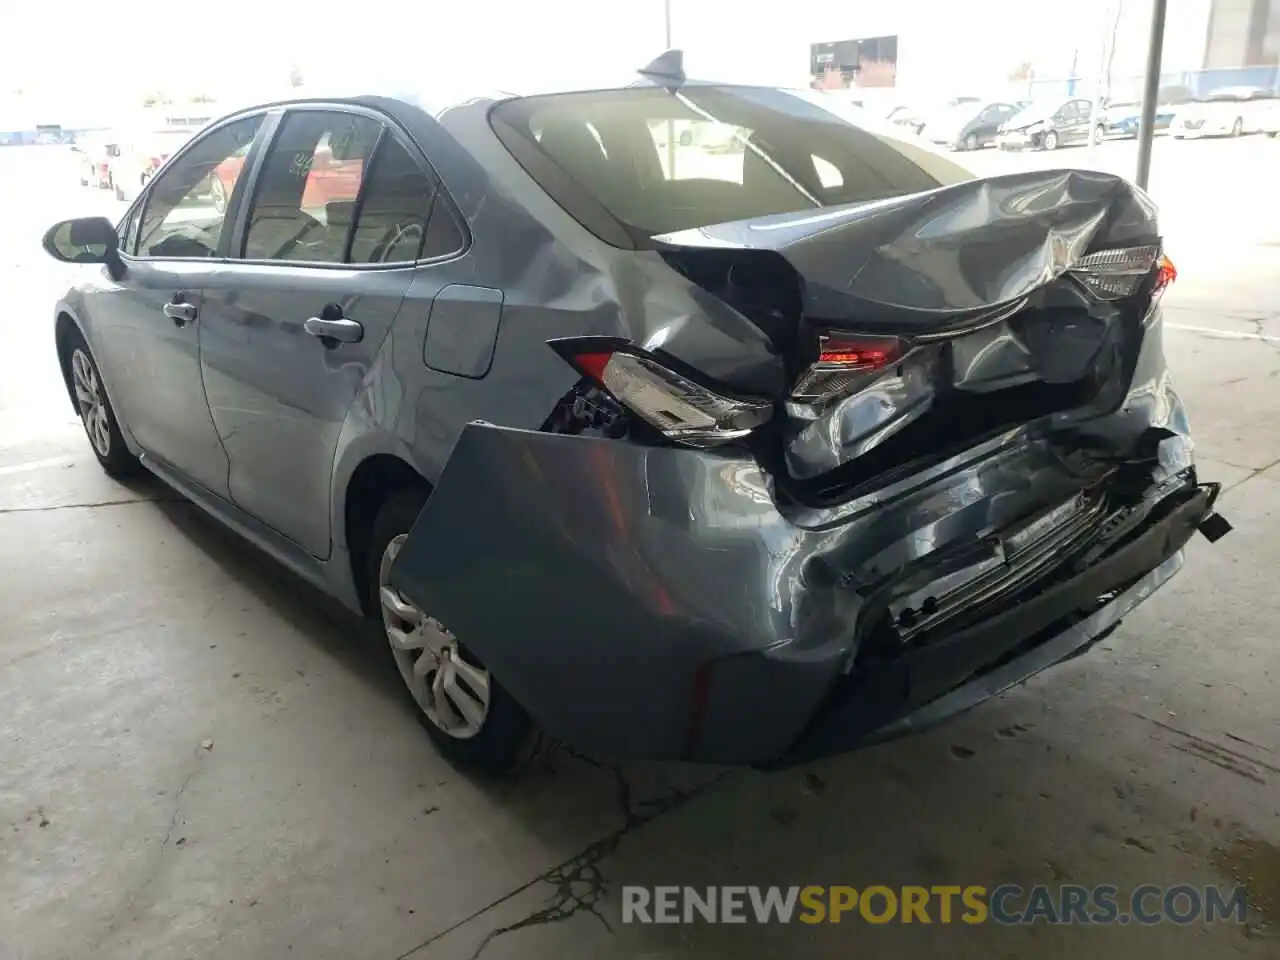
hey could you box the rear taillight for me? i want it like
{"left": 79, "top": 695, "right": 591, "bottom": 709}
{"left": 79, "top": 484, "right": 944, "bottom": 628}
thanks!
{"left": 791, "top": 334, "right": 904, "bottom": 402}
{"left": 1153, "top": 253, "right": 1177, "bottom": 296}
{"left": 1068, "top": 245, "right": 1165, "bottom": 300}
{"left": 550, "top": 338, "right": 772, "bottom": 448}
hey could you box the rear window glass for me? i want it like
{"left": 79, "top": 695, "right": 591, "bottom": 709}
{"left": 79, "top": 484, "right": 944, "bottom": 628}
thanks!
{"left": 490, "top": 86, "right": 973, "bottom": 244}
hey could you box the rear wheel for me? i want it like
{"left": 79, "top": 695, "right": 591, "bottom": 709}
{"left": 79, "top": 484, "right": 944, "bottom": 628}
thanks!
{"left": 1231, "top": 117, "right": 1243, "bottom": 137}
{"left": 368, "top": 488, "right": 534, "bottom": 775}
{"left": 63, "top": 329, "right": 139, "bottom": 478}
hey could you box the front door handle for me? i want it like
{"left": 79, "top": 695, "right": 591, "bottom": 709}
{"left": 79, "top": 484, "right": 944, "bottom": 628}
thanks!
{"left": 162, "top": 301, "right": 197, "bottom": 325}
{"left": 304, "top": 315, "right": 363, "bottom": 344}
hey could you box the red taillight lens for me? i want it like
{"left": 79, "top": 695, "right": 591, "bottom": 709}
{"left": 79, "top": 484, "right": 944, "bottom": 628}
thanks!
{"left": 792, "top": 334, "right": 904, "bottom": 402}
{"left": 818, "top": 335, "right": 902, "bottom": 368}
{"left": 550, "top": 339, "right": 772, "bottom": 448}
{"left": 1154, "top": 253, "right": 1177, "bottom": 294}
{"left": 569, "top": 351, "right": 613, "bottom": 383}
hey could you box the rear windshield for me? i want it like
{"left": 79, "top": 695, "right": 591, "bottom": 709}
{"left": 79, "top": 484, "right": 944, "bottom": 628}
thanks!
{"left": 490, "top": 85, "right": 974, "bottom": 244}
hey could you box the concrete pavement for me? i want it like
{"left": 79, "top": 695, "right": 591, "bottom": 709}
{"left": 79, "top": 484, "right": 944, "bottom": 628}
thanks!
{"left": 1, "top": 139, "right": 1277, "bottom": 959}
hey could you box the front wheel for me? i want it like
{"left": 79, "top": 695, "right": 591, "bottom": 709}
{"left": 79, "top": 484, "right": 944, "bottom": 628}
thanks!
{"left": 1042, "top": 130, "right": 1059, "bottom": 151}
{"left": 1231, "top": 117, "right": 1244, "bottom": 137}
{"left": 208, "top": 175, "right": 228, "bottom": 213}
{"left": 368, "top": 488, "right": 535, "bottom": 775}
{"left": 63, "top": 330, "right": 139, "bottom": 478}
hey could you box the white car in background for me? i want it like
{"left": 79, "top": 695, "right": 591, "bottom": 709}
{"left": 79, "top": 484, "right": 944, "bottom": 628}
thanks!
{"left": 1169, "top": 86, "right": 1280, "bottom": 139}
{"left": 107, "top": 128, "right": 200, "bottom": 201}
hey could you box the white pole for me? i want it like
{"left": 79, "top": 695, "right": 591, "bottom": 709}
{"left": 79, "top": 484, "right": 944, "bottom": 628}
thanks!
{"left": 664, "top": 0, "right": 676, "bottom": 179}
{"left": 1087, "top": 0, "right": 1115, "bottom": 164}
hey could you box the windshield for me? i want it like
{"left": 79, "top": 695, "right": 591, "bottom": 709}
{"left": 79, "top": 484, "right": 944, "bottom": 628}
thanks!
{"left": 932, "top": 103, "right": 982, "bottom": 128}
{"left": 1006, "top": 101, "right": 1062, "bottom": 125}
{"left": 490, "top": 85, "right": 973, "bottom": 243}
{"left": 147, "top": 131, "right": 195, "bottom": 155}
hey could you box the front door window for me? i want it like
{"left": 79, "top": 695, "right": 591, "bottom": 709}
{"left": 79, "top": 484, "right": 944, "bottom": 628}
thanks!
{"left": 135, "top": 116, "right": 262, "bottom": 259}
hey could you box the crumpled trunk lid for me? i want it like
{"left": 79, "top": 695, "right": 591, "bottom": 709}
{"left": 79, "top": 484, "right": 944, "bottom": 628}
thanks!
{"left": 652, "top": 169, "right": 1164, "bottom": 494}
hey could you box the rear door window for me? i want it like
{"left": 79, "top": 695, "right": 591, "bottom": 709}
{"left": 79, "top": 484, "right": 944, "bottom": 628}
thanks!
{"left": 347, "top": 135, "right": 463, "bottom": 264}
{"left": 242, "top": 110, "right": 380, "bottom": 263}
{"left": 491, "top": 86, "right": 973, "bottom": 244}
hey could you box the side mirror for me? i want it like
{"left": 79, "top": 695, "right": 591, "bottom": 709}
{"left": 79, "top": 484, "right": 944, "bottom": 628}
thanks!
{"left": 42, "top": 217, "right": 122, "bottom": 276}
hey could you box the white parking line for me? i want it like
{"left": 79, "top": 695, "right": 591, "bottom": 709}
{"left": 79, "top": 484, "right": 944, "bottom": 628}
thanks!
{"left": 0, "top": 455, "right": 75, "bottom": 477}
{"left": 1165, "top": 323, "right": 1280, "bottom": 345}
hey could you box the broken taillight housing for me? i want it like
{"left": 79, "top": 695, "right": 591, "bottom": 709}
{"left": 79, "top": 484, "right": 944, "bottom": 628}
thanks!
{"left": 1068, "top": 244, "right": 1169, "bottom": 300}
{"left": 791, "top": 334, "right": 905, "bottom": 402}
{"left": 549, "top": 338, "right": 772, "bottom": 448}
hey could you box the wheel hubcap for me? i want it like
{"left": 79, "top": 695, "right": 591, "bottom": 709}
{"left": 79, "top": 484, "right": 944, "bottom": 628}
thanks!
{"left": 379, "top": 535, "right": 491, "bottom": 739}
{"left": 71, "top": 348, "right": 111, "bottom": 457}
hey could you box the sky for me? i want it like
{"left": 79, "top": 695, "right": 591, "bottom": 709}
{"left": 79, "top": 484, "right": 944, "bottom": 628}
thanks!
{"left": 1, "top": 0, "right": 1211, "bottom": 125}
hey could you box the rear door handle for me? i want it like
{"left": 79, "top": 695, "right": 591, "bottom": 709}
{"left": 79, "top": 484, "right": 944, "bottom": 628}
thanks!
{"left": 162, "top": 301, "right": 197, "bottom": 325}
{"left": 304, "top": 316, "right": 363, "bottom": 344}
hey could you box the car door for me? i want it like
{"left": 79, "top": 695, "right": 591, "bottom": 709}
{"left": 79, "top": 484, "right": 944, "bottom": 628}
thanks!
{"left": 975, "top": 104, "right": 1011, "bottom": 144}
{"left": 1069, "top": 100, "right": 1093, "bottom": 142}
{"left": 87, "top": 114, "right": 265, "bottom": 496}
{"left": 196, "top": 105, "right": 466, "bottom": 558}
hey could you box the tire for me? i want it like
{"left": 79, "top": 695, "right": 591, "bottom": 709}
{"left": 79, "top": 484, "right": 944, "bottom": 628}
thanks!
{"left": 1094, "top": 124, "right": 1106, "bottom": 144}
{"left": 1231, "top": 117, "right": 1243, "bottom": 137}
{"left": 367, "top": 487, "right": 535, "bottom": 775}
{"left": 62, "top": 328, "right": 139, "bottom": 478}
{"left": 209, "top": 175, "right": 228, "bottom": 213}
{"left": 1042, "top": 130, "right": 1059, "bottom": 151}
{"left": 964, "top": 133, "right": 978, "bottom": 151}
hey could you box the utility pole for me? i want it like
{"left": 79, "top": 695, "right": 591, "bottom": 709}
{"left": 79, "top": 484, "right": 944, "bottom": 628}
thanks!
{"left": 1135, "top": 0, "right": 1168, "bottom": 189}
{"left": 663, "top": 0, "right": 676, "bottom": 180}
{"left": 1088, "top": 0, "right": 1122, "bottom": 163}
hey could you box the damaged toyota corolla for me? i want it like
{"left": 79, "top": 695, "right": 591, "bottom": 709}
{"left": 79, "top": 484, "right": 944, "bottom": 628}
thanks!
{"left": 43, "top": 64, "right": 1230, "bottom": 775}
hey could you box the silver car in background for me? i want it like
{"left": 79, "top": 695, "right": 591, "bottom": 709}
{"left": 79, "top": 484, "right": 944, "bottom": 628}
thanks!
{"left": 42, "top": 66, "right": 1229, "bottom": 776}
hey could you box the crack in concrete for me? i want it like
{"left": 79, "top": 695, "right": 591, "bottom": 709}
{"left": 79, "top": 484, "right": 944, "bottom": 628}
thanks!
{"left": 1222, "top": 451, "right": 1280, "bottom": 492}
{"left": 0, "top": 495, "right": 181, "bottom": 516}
{"left": 108, "top": 745, "right": 211, "bottom": 933}
{"left": 396, "top": 752, "right": 733, "bottom": 960}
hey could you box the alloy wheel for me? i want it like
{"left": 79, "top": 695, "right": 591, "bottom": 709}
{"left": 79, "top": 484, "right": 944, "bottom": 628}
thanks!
{"left": 71, "top": 348, "right": 111, "bottom": 457}
{"left": 209, "top": 177, "right": 228, "bottom": 213}
{"left": 378, "top": 535, "right": 491, "bottom": 739}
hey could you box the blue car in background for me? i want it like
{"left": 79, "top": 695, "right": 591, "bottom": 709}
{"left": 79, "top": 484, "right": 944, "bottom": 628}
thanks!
{"left": 1100, "top": 101, "right": 1176, "bottom": 139}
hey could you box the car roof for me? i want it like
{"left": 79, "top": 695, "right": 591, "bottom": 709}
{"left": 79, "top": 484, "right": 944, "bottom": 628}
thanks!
{"left": 1202, "top": 85, "right": 1269, "bottom": 100}
{"left": 216, "top": 77, "right": 867, "bottom": 122}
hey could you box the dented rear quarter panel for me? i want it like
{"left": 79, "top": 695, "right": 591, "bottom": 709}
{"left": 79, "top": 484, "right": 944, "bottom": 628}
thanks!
{"left": 360, "top": 96, "right": 1200, "bottom": 763}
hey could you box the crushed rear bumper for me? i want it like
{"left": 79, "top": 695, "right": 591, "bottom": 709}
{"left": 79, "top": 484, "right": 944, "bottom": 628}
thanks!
{"left": 388, "top": 416, "right": 1218, "bottom": 766}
